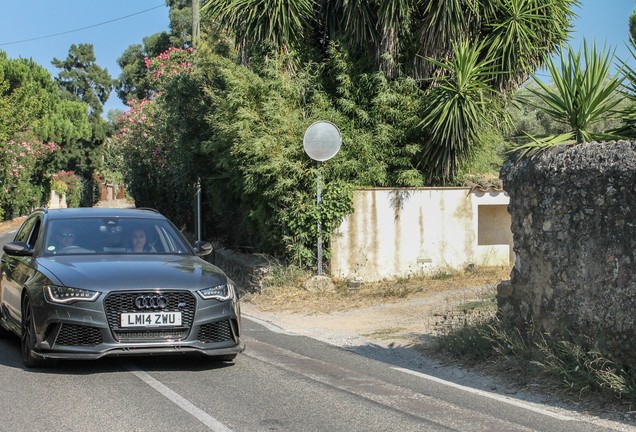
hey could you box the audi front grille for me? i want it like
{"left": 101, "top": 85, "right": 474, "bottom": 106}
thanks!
{"left": 104, "top": 291, "right": 196, "bottom": 342}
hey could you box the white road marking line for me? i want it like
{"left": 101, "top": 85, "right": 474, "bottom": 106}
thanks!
{"left": 392, "top": 366, "right": 575, "bottom": 422}
{"left": 244, "top": 315, "right": 295, "bottom": 334}
{"left": 127, "top": 366, "right": 233, "bottom": 432}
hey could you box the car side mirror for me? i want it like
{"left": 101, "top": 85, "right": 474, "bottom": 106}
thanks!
{"left": 3, "top": 241, "right": 34, "bottom": 257}
{"left": 193, "top": 240, "right": 213, "bottom": 256}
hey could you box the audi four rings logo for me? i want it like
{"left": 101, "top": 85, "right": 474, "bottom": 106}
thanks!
{"left": 135, "top": 295, "right": 168, "bottom": 309}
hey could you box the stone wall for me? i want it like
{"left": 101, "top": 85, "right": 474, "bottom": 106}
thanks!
{"left": 498, "top": 141, "right": 636, "bottom": 364}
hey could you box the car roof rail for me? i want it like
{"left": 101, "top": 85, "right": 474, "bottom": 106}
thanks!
{"left": 135, "top": 207, "right": 160, "bottom": 213}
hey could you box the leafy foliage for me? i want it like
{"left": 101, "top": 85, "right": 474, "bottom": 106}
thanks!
{"left": 115, "top": 32, "right": 173, "bottom": 104}
{"left": 0, "top": 131, "right": 58, "bottom": 219}
{"left": 418, "top": 40, "right": 510, "bottom": 182}
{"left": 0, "top": 54, "right": 57, "bottom": 143}
{"left": 112, "top": 1, "right": 582, "bottom": 265}
{"left": 0, "top": 54, "right": 74, "bottom": 218}
{"left": 50, "top": 170, "right": 83, "bottom": 208}
{"left": 513, "top": 41, "right": 625, "bottom": 157}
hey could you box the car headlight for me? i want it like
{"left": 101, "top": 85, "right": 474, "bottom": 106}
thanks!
{"left": 197, "top": 282, "right": 234, "bottom": 301}
{"left": 44, "top": 285, "right": 100, "bottom": 304}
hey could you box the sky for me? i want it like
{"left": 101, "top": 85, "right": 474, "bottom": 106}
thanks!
{"left": 0, "top": 1, "right": 170, "bottom": 114}
{"left": 568, "top": 0, "right": 635, "bottom": 67}
{"left": 0, "top": 0, "right": 634, "bottom": 116}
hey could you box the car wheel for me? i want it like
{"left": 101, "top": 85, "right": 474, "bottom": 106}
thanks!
{"left": 21, "top": 297, "right": 44, "bottom": 368}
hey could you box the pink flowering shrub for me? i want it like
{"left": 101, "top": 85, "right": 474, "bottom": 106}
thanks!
{"left": 144, "top": 47, "right": 195, "bottom": 88}
{"left": 116, "top": 98, "right": 166, "bottom": 168}
{"left": 0, "top": 130, "right": 59, "bottom": 218}
{"left": 114, "top": 97, "right": 168, "bottom": 206}
{"left": 114, "top": 47, "right": 199, "bottom": 210}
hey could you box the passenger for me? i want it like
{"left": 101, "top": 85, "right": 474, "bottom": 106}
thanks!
{"left": 129, "top": 228, "right": 149, "bottom": 252}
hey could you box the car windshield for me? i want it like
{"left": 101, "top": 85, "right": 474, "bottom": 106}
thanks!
{"left": 43, "top": 217, "right": 191, "bottom": 256}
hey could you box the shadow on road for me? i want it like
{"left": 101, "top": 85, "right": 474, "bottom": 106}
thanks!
{"left": 0, "top": 335, "right": 235, "bottom": 375}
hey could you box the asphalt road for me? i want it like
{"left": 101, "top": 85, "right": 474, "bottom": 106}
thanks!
{"left": 0, "top": 226, "right": 632, "bottom": 431}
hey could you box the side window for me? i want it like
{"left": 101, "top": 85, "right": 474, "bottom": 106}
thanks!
{"left": 27, "top": 219, "right": 41, "bottom": 249}
{"left": 14, "top": 216, "right": 38, "bottom": 246}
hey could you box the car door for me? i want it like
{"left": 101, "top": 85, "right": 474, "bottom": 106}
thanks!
{"left": 0, "top": 215, "right": 41, "bottom": 327}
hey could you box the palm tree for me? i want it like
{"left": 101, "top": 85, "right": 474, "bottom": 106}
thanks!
{"left": 614, "top": 43, "right": 636, "bottom": 138}
{"left": 514, "top": 41, "right": 625, "bottom": 157}
{"left": 203, "top": 0, "right": 315, "bottom": 59}
{"left": 202, "top": 0, "right": 579, "bottom": 180}
{"left": 418, "top": 40, "right": 508, "bottom": 182}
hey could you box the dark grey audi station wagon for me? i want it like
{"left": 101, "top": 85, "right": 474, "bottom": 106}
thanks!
{"left": 0, "top": 207, "right": 243, "bottom": 367}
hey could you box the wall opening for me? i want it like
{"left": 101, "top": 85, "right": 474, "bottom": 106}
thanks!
{"left": 478, "top": 205, "right": 511, "bottom": 245}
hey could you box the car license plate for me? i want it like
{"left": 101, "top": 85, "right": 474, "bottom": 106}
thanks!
{"left": 121, "top": 312, "right": 182, "bottom": 327}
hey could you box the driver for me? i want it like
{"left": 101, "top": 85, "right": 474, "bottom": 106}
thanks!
{"left": 55, "top": 227, "right": 76, "bottom": 249}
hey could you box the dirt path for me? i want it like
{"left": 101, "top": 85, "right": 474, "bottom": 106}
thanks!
{"left": 242, "top": 283, "right": 496, "bottom": 350}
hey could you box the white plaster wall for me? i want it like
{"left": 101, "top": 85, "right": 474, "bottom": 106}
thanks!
{"left": 47, "top": 191, "right": 67, "bottom": 209}
{"left": 330, "top": 188, "right": 512, "bottom": 282}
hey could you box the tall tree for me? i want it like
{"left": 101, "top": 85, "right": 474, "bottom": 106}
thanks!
{"left": 52, "top": 44, "right": 112, "bottom": 128}
{"left": 52, "top": 43, "right": 112, "bottom": 182}
{"left": 167, "top": 0, "right": 195, "bottom": 47}
{"left": 0, "top": 53, "right": 57, "bottom": 142}
{"left": 116, "top": 32, "right": 173, "bottom": 104}
{"left": 203, "top": 0, "right": 577, "bottom": 181}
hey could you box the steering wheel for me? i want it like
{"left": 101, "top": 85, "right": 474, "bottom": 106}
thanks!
{"left": 58, "top": 245, "right": 91, "bottom": 254}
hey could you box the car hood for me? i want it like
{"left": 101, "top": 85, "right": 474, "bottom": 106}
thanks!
{"left": 36, "top": 254, "right": 228, "bottom": 291}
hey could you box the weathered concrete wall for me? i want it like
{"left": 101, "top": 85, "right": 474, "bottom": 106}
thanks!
{"left": 498, "top": 141, "right": 636, "bottom": 364}
{"left": 330, "top": 188, "right": 513, "bottom": 282}
{"left": 49, "top": 183, "right": 131, "bottom": 209}
{"left": 47, "top": 191, "right": 67, "bottom": 209}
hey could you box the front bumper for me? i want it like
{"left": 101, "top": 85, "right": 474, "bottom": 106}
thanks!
{"left": 30, "top": 290, "right": 243, "bottom": 361}
{"left": 32, "top": 342, "right": 245, "bottom": 360}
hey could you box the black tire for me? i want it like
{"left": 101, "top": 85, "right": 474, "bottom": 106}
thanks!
{"left": 21, "top": 297, "right": 45, "bottom": 368}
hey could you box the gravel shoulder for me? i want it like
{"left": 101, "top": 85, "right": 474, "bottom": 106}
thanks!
{"left": 242, "top": 283, "right": 495, "bottom": 350}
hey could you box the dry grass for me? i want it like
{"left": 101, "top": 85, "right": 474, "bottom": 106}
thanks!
{"left": 244, "top": 265, "right": 511, "bottom": 315}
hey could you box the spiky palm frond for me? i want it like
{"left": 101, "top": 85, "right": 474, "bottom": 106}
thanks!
{"left": 203, "top": 0, "right": 316, "bottom": 53}
{"left": 418, "top": 40, "right": 501, "bottom": 182}
{"left": 482, "top": 0, "right": 578, "bottom": 93}
{"left": 612, "top": 41, "right": 636, "bottom": 138}
{"left": 413, "top": 0, "right": 480, "bottom": 82}
{"left": 517, "top": 40, "right": 624, "bottom": 149}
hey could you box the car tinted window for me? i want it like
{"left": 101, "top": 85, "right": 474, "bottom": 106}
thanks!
{"left": 14, "top": 215, "right": 40, "bottom": 248}
{"left": 43, "top": 217, "right": 191, "bottom": 256}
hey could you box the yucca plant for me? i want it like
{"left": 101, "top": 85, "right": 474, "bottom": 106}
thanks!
{"left": 202, "top": 0, "right": 315, "bottom": 55}
{"left": 418, "top": 39, "right": 508, "bottom": 183}
{"left": 513, "top": 40, "right": 625, "bottom": 157}
{"left": 612, "top": 42, "right": 636, "bottom": 138}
